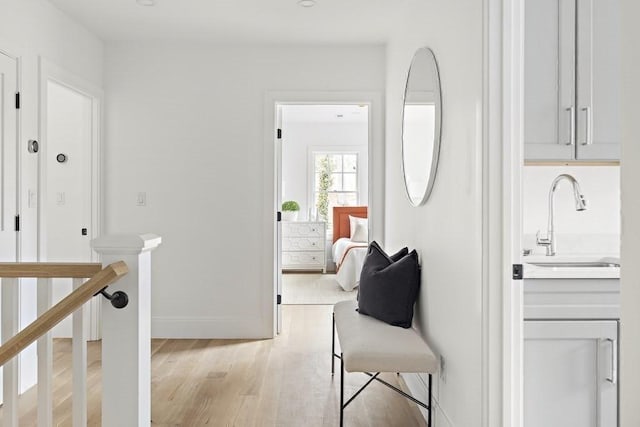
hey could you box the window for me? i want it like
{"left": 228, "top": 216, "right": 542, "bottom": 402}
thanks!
{"left": 313, "top": 152, "right": 359, "bottom": 227}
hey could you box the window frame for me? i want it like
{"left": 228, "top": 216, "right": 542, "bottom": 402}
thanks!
{"left": 308, "top": 149, "right": 361, "bottom": 228}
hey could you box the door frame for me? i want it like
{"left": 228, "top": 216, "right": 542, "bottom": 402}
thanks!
{"left": 38, "top": 58, "right": 103, "bottom": 340}
{"left": 485, "top": 0, "right": 526, "bottom": 425}
{"left": 263, "top": 91, "right": 384, "bottom": 337}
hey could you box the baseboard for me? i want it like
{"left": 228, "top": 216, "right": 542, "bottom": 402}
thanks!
{"left": 151, "top": 315, "right": 270, "bottom": 339}
{"left": 401, "top": 373, "right": 454, "bottom": 427}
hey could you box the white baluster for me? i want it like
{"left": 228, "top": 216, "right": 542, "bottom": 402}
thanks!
{"left": 91, "top": 234, "right": 161, "bottom": 427}
{"left": 37, "top": 277, "right": 53, "bottom": 427}
{"left": 1, "top": 277, "right": 19, "bottom": 427}
{"left": 72, "top": 278, "right": 88, "bottom": 426}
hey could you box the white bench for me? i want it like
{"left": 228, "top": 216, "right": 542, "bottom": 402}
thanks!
{"left": 332, "top": 300, "right": 438, "bottom": 426}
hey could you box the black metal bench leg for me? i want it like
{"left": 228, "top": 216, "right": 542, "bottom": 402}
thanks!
{"left": 428, "top": 373, "right": 433, "bottom": 427}
{"left": 332, "top": 313, "right": 335, "bottom": 375}
{"left": 340, "top": 353, "right": 344, "bottom": 427}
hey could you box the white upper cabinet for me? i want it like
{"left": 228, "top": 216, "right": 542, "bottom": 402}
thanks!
{"left": 525, "top": 0, "right": 620, "bottom": 161}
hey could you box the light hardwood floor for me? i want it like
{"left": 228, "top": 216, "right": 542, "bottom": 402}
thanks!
{"left": 3, "top": 305, "right": 426, "bottom": 426}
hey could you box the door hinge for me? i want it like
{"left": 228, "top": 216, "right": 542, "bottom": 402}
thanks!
{"left": 277, "top": 294, "right": 282, "bottom": 305}
{"left": 15, "top": 92, "right": 20, "bottom": 109}
{"left": 277, "top": 211, "right": 282, "bottom": 222}
{"left": 512, "top": 264, "right": 523, "bottom": 280}
{"left": 14, "top": 215, "right": 20, "bottom": 232}
{"left": 277, "top": 128, "right": 282, "bottom": 139}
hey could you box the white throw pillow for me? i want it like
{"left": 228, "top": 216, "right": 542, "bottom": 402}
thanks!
{"left": 349, "top": 215, "right": 368, "bottom": 242}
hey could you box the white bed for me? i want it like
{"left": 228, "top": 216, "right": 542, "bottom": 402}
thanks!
{"left": 331, "top": 206, "right": 368, "bottom": 291}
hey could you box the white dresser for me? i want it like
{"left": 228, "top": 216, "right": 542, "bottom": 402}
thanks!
{"left": 282, "top": 221, "right": 326, "bottom": 273}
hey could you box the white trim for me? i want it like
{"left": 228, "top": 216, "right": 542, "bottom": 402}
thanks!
{"left": 38, "top": 57, "right": 104, "bottom": 340}
{"left": 151, "top": 316, "right": 266, "bottom": 339}
{"left": 483, "top": 0, "right": 504, "bottom": 426}
{"left": 501, "top": 0, "right": 525, "bottom": 426}
{"left": 263, "top": 91, "right": 384, "bottom": 337}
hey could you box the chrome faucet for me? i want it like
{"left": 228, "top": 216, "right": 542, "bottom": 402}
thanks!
{"left": 536, "top": 174, "right": 587, "bottom": 256}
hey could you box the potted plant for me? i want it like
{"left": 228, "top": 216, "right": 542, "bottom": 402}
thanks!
{"left": 282, "top": 200, "right": 300, "bottom": 221}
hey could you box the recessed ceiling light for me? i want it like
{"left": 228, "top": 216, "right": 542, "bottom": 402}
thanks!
{"left": 137, "top": 0, "right": 155, "bottom": 6}
{"left": 297, "top": 0, "right": 316, "bottom": 7}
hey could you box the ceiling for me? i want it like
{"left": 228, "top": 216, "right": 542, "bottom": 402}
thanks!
{"left": 47, "top": 0, "right": 406, "bottom": 44}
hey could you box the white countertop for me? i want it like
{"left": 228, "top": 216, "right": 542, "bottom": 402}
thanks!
{"left": 523, "top": 254, "right": 620, "bottom": 279}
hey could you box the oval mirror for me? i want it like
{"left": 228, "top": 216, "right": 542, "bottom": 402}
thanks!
{"left": 401, "top": 47, "right": 442, "bottom": 206}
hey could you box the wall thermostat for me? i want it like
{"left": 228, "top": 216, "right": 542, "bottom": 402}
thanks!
{"left": 28, "top": 140, "right": 39, "bottom": 153}
{"left": 56, "top": 153, "right": 67, "bottom": 163}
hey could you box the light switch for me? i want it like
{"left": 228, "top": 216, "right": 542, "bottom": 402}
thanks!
{"left": 56, "top": 192, "right": 65, "bottom": 205}
{"left": 136, "top": 192, "right": 147, "bottom": 206}
{"left": 28, "top": 189, "right": 37, "bottom": 208}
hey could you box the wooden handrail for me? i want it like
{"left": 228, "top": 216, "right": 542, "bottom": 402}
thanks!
{"left": 0, "top": 263, "right": 102, "bottom": 278}
{"left": 0, "top": 261, "right": 128, "bottom": 367}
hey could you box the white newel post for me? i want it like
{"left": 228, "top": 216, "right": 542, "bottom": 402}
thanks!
{"left": 91, "top": 234, "right": 162, "bottom": 427}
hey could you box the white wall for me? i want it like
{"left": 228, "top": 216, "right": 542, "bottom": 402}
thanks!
{"left": 522, "top": 165, "right": 620, "bottom": 254}
{"left": 0, "top": 0, "right": 104, "bottom": 394}
{"left": 281, "top": 120, "right": 368, "bottom": 222}
{"left": 104, "top": 43, "right": 385, "bottom": 338}
{"left": 384, "top": 2, "right": 483, "bottom": 426}
{"left": 620, "top": 0, "right": 640, "bottom": 424}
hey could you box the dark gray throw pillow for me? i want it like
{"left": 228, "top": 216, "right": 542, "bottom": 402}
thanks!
{"left": 357, "top": 241, "right": 420, "bottom": 328}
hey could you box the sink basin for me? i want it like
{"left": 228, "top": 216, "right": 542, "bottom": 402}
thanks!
{"left": 527, "top": 261, "right": 620, "bottom": 268}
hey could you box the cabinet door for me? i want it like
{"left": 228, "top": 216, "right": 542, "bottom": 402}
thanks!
{"left": 524, "top": 0, "right": 576, "bottom": 160}
{"left": 524, "top": 320, "right": 618, "bottom": 427}
{"left": 576, "top": 0, "right": 621, "bottom": 160}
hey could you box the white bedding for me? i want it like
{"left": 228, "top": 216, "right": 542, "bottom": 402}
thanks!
{"left": 332, "top": 238, "right": 368, "bottom": 291}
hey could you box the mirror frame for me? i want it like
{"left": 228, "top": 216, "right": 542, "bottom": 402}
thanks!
{"left": 401, "top": 47, "right": 442, "bottom": 207}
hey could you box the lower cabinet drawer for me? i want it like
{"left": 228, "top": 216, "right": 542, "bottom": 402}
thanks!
{"left": 282, "top": 251, "right": 324, "bottom": 268}
{"left": 282, "top": 237, "right": 324, "bottom": 251}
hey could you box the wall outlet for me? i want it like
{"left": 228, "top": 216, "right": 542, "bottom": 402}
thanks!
{"left": 439, "top": 355, "right": 446, "bottom": 383}
{"left": 136, "top": 192, "right": 147, "bottom": 206}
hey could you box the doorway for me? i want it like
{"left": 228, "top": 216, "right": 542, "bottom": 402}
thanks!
{"left": 278, "top": 104, "right": 369, "bottom": 308}
{"left": 39, "top": 60, "right": 102, "bottom": 339}
{"left": 265, "top": 91, "right": 383, "bottom": 337}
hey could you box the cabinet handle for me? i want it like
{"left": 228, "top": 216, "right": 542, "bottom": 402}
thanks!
{"left": 581, "top": 107, "right": 592, "bottom": 146}
{"left": 566, "top": 106, "right": 576, "bottom": 146}
{"left": 605, "top": 338, "right": 617, "bottom": 384}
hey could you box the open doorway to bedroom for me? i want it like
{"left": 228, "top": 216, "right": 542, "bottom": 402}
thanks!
{"left": 278, "top": 104, "right": 370, "bottom": 306}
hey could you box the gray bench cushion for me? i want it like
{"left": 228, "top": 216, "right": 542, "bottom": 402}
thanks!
{"left": 334, "top": 300, "right": 438, "bottom": 374}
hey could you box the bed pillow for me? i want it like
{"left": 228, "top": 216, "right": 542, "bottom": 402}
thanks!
{"left": 349, "top": 215, "right": 368, "bottom": 241}
{"left": 357, "top": 241, "right": 420, "bottom": 328}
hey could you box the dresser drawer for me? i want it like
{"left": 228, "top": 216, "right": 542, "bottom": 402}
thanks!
{"left": 282, "top": 251, "right": 325, "bottom": 267}
{"left": 282, "top": 222, "right": 325, "bottom": 238}
{"left": 282, "top": 237, "right": 324, "bottom": 251}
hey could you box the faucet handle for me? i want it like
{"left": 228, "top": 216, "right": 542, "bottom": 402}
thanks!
{"left": 536, "top": 230, "right": 551, "bottom": 246}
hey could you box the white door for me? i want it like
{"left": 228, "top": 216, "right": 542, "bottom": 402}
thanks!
{"left": 0, "top": 52, "right": 18, "bottom": 263}
{"left": 524, "top": 320, "right": 618, "bottom": 427}
{"left": 43, "top": 79, "right": 95, "bottom": 337}
{"left": 0, "top": 50, "right": 18, "bottom": 406}
{"left": 276, "top": 106, "right": 283, "bottom": 334}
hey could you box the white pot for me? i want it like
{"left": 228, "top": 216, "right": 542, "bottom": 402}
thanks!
{"left": 282, "top": 211, "right": 299, "bottom": 221}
